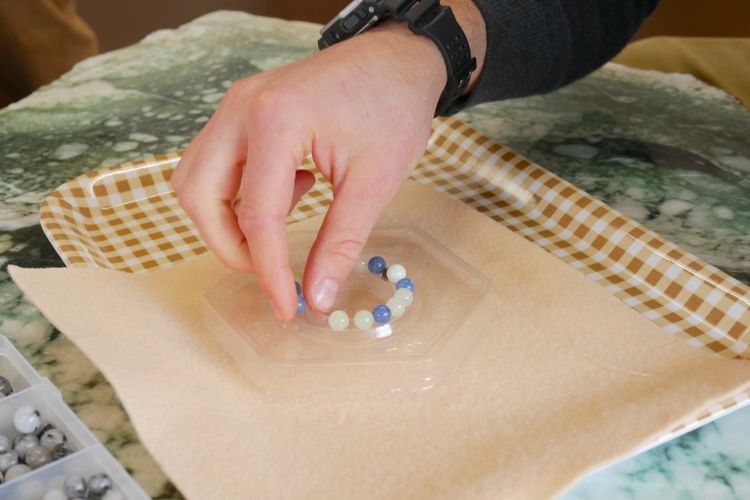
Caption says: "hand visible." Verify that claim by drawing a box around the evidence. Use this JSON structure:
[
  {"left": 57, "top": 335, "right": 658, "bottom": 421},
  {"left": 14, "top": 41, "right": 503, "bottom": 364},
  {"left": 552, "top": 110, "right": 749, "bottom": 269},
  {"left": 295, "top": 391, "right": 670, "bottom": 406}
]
[{"left": 172, "top": 3, "right": 485, "bottom": 322}]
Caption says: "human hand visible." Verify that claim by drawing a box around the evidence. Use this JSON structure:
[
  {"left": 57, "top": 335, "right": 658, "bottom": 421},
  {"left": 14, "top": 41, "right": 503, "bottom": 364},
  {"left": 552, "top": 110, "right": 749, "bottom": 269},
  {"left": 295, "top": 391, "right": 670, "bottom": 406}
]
[{"left": 172, "top": 3, "right": 485, "bottom": 322}]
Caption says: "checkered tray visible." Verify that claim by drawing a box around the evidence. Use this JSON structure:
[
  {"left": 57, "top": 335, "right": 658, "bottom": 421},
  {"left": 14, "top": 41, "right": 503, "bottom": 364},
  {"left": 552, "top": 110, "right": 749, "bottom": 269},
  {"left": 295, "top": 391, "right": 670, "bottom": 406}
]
[{"left": 40, "top": 116, "right": 750, "bottom": 448}]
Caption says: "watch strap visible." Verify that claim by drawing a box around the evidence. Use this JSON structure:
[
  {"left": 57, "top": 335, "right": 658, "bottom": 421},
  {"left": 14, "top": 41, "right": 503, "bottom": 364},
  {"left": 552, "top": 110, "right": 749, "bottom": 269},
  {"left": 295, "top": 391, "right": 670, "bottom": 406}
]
[{"left": 394, "top": 1, "right": 476, "bottom": 115}]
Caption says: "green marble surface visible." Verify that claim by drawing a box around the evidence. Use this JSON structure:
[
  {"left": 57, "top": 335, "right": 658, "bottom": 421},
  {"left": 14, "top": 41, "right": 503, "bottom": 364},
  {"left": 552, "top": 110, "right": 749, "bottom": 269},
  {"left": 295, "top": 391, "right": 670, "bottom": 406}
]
[{"left": 0, "top": 11, "right": 748, "bottom": 499}]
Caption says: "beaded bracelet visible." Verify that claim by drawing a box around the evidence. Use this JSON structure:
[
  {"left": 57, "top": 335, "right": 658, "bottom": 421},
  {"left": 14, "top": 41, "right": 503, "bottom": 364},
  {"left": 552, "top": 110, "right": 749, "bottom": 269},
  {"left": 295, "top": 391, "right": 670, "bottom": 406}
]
[{"left": 295, "top": 256, "right": 416, "bottom": 331}]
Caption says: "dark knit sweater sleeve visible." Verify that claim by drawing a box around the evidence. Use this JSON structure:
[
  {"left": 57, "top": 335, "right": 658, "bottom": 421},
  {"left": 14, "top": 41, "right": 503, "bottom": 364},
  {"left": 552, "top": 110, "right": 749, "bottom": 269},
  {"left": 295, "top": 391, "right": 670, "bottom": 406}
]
[{"left": 449, "top": 0, "right": 659, "bottom": 112}]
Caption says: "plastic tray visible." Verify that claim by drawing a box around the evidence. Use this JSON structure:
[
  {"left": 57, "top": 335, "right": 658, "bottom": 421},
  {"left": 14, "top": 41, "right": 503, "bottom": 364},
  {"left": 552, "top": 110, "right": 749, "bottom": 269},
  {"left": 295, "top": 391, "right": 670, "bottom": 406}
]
[
  {"left": 38, "top": 116, "right": 750, "bottom": 455},
  {"left": 0, "top": 337, "right": 148, "bottom": 499}
]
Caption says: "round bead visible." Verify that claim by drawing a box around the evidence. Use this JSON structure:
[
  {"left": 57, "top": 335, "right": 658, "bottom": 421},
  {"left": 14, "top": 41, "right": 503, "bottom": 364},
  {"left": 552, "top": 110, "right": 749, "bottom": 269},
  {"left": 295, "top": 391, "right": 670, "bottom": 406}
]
[
  {"left": 394, "top": 288, "right": 414, "bottom": 307},
  {"left": 295, "top": 281, "right": 302, "bottom": 295},
  {"left": 0, "top": 376, "right": 13, "bottom": 397},
  {"left": 102, "top": 489, "right": 124, "bottom": 500},
  {"left": 354, "top": 258, "right": 368, "bottom": 273},
  {"left": 13, "top": 406, "right": 42, "bottom": 434},
  {"left": 88, "top": 473, "right": 114, "bottom": 496},
  {"left": 353, "top": 310, "right": 374, "bottom": 330},
  {"left": 0, "top": 434, "right": 11, "bottom": 454},
  {"left": 295, "top": 295, "right": 307, "bottom": 314},
  {"left": 0, "top": 451, "right": 18, "bottom": 472},
  {"left": 385, "top": 264, "right": 406, "bottom": 283},
  {"left": 40, "top": 428, "right": 67, "bottom": 451},
  {"left": 386, "top": 298, "right": 407, "bottom": 319},
  {"left": 395, "top": 277, "right": 415, "bottom": 293},
  {"left": 367, "top": 256, "right": 386, "bottom": 274},
  {"left": 4, "top": 463, "right": 30, "bottom": 481},
  {"left": 372, "top": 304, "right": 391, "bottom": 324},
  {"left": 328, "top": 310, "right": 349, "bottom": 331},
  {"left": 13, "top": 434, "right": 39, "bottom": 460},
  {"left": 24, "top": 445, "right": 51, "bottom": 469},
  {"left": 43, "top": 490, "right": 68, "bottom": 500},
  {"left": 63, "top": 476, "right": 87, "bottom": 498}
]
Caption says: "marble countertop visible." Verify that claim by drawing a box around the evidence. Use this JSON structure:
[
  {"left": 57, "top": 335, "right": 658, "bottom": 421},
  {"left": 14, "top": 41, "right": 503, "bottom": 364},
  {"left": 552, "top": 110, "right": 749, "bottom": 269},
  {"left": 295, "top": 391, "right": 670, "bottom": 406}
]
[{"left": 1, "top": 11, "right": 749, "bottom": 499}]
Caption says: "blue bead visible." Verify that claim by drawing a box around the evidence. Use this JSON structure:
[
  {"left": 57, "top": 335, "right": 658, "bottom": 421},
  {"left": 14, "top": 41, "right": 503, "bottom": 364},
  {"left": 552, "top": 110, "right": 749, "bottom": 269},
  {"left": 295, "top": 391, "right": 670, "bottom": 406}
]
[
  {"left": 368, "top": 256, "right": 386, "bottom": 274},
  {"left": 396, "top": 278, "right": 415, "bottom": 293},
  {"left": 295, "top": 281, "right": 302, "bottom": 296},
  {"left": 372, "top": 304, "right": 391, "bottom": 324},
  {"left": 296, "top": 295, "right": 307, "bottom": 314}
]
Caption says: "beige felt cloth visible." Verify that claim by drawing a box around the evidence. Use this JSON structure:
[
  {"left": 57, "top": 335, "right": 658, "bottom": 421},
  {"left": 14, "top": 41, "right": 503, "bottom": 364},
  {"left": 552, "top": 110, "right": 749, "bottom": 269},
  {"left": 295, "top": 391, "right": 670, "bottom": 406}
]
[{"left": 10, "top": 182, "right": 750, "bottom": 499}]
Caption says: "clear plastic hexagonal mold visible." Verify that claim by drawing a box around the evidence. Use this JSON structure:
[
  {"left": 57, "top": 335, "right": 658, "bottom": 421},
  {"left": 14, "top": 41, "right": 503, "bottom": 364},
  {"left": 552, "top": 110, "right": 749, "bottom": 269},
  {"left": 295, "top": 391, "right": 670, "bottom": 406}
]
[{"left": 203, "top": 225, "right": 492, "bottom": 395}]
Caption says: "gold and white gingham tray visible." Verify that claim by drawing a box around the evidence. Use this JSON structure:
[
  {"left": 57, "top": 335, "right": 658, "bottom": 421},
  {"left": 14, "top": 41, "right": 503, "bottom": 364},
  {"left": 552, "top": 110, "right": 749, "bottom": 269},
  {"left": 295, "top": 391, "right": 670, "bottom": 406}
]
[{"left": 40, "top": 116, "right": 750, "bottom": 446}]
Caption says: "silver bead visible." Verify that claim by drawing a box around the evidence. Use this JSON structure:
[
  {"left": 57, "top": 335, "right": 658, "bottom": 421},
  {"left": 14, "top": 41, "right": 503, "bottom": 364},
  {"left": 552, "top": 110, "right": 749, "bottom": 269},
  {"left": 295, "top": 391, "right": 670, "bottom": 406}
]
[
  {"left": 13, "top": 406, "right": 42, "bottom": 434},
  {"left": 63, "top": 475, "right": 87, "bottom": 498},
  {"left": 24, "top": 445, "right": 51, "bottom": 469},
  {"left": 4, "top": 463, "right": 30, "bottom": 481},
  {"left": 0, "top": 434, "right": 11, "bottom": 454},
  {"left": 13, "top": 433, "right": 39, "bottom": 460},
  {"left": 0, "top": 451, "right": 19, "bottom": 472},
  {"left": 88, "top": 473, "right": 114, "bottom": 496},
  {"left": 0, "top": 376, "right": 13, "bottom": 396},
  {"left": 40, "top": 427, "right": 67, "bottom": 450}
]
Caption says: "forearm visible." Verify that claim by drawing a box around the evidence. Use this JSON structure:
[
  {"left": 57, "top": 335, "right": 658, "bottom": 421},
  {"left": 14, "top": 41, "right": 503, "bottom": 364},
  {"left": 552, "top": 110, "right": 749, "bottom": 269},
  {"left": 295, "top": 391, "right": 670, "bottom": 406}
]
[{"left": 461, "top": 0, "right": 660, "bottom": 108}]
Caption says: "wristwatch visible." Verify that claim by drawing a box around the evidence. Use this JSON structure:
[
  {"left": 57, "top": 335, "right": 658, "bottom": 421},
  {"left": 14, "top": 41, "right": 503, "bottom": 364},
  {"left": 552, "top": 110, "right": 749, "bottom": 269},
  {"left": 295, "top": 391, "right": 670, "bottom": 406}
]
[{"left": 318, "top": 0, "right": 477, "bottom": 116}]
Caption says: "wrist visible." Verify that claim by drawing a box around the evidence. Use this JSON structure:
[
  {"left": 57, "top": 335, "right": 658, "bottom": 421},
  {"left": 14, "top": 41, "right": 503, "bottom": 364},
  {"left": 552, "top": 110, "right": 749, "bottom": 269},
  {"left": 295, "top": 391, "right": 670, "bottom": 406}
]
[{"left": 360, "top": 21, "right": 448, "bottom": 106}]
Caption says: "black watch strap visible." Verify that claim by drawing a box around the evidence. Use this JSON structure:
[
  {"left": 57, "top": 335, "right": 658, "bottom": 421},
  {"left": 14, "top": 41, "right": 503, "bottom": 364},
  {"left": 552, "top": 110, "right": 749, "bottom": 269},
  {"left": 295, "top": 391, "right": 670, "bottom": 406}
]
[
  {"left": 392, "top": 1, "right": 476, "bottom": 116},
  {"left": 318, "top": 0, "right": 476, "bottom": 116}
]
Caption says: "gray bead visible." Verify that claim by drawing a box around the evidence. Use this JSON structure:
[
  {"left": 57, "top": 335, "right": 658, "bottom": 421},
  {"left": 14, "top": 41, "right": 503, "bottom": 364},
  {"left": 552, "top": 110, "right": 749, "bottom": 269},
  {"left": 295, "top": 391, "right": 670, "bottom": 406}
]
[
  {"left": 4, "top": 463, "right": 30, "bottom": 481},
  {"left": 0, "top": 434, "right": 11, "bottom": 454},
  {"left": 64, "top": 475, "right": 87, "bottom": 497},
  {"left": 13, "top": 433, "right": 39, "bottom": 460},
  {"left": 24, "top": 445, "right": 51, "bottom": 469},
  {"left": 87, "top": 473, "right": 114, "bottom": 496},
  {"left": 51, "top": 445, "right": 73, "bottom": 460},
  {"left": 0, "top": 376, "right": 13, "bottom": 396},
  {"left": 0, "top": 451, "right": 19, "bottom": 472},
  {"left": 40, "top": 427, "right": 67, "bottom": 450}
]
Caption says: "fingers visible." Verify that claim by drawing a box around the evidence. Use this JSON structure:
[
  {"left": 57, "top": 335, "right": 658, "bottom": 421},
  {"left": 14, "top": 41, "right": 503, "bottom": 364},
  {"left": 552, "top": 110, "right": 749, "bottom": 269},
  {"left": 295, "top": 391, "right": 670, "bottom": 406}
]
[
  {"left": 290, "top": 170, "right": 316, "bottom": 215},
  {"left": 171, "top": 99, "right": 257, "bottom": 273},
  {"left": 303, "top": 163, "right": 403, "bottom": 313},
  {"left": 235, "top": 113, "right": 309, "bottom": 322}
]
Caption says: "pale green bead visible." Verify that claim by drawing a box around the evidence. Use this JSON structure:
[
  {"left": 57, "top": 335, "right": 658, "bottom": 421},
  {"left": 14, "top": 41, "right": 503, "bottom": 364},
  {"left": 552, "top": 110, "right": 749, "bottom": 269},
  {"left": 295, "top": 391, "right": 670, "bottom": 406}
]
[
  {"left": 354, "top": 310, "right": 374, "bottom": 330},
  {"left": 394, "top": 288, "right": 413, "bottom": 307},
  {"left": 386, "top": 298, "right": 407, "bottom": 319},
  {"left": 354, "top": 258, "right": 368, "bottom": 273},
  {"left": 386, "top": 264, "right": 407, "bottom": 283},
  {"left": 328, "top": 310, "right": 349, "bottom": 331}
]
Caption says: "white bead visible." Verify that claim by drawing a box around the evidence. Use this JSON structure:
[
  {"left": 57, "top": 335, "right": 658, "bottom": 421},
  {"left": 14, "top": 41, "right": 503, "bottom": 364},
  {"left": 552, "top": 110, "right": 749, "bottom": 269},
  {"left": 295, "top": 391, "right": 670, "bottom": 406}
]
[
  {"left": 354, "top": 258, "right": 368, "bottom": 273},
  {"left": 386, "top": 298, "right": 407, "bottom": 319},
  {"left": 5, "top": 463, "right": 30, "bottom": 481},
  {"left": 394, "top": 288, "right": 413, "bottom": 307},
  {"left": 43, "top": 491, "right": 68, "bottom": 500},
  {"left": 102, "top": 490, "right": 125, "bottom": 500},
  {"left": 386, "top": 264, "right": 407, "bottom": 283},
  {"left": 353, "top": 310, "right": 374, "bottom": 330},
  {"left": 13, "top": 406, "right": 42, "bottom": 434},
  {"left": 328, "top": 310, "right": 349, "bottom": 331}
]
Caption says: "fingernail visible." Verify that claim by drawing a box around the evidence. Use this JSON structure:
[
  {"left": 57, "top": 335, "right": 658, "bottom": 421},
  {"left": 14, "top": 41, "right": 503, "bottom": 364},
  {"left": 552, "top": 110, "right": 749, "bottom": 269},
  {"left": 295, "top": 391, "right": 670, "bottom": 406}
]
[{"left": 313, "top": 279, "right": 338, "bottom": 311}]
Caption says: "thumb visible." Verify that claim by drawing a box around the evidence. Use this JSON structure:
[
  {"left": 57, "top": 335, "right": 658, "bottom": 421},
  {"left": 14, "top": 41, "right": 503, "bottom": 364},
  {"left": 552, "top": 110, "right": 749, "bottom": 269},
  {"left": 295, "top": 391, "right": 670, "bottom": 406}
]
[{"left": 302, "top": 168, "right": 402, "bottom": 313}]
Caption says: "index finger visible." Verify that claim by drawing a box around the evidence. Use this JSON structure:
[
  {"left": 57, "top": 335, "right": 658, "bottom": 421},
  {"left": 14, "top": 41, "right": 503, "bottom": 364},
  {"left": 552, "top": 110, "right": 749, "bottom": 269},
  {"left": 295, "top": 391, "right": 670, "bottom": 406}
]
[{"left": 235, "top": 119, "right": 309, "bottom": 322}]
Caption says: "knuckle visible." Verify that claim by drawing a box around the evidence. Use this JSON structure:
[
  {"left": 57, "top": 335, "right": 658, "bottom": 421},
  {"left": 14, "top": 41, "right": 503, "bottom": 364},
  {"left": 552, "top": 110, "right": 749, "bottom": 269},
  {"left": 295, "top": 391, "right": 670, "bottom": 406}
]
[
  {"left": 247, "top": 88, "right": 290, "bottom": 129},
  {"left": 236, "top": 205, "right": 281, "bottom": 236},
  {"left": 325, "top": 235, "right": 365, "bottom": 266}
]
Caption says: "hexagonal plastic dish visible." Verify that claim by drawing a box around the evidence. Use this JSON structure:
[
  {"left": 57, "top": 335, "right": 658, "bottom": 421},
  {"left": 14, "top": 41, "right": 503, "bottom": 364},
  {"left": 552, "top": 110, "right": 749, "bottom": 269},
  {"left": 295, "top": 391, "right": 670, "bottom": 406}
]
[{"left": 203, "top": 225, "right": 492, "bottom": 395}]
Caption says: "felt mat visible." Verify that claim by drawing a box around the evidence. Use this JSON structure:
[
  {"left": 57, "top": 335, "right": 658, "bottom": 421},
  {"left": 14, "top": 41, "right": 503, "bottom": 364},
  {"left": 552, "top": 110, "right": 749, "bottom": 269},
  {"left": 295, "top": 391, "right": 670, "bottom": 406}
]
[{"left": 11, "top": 182, "right": 750, "bottom": 499}]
